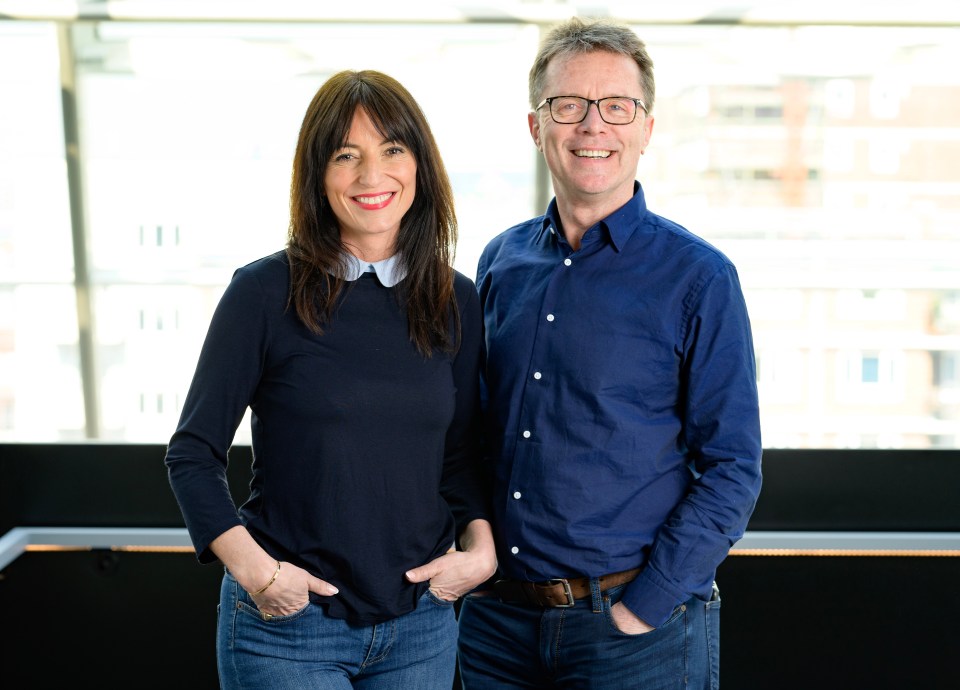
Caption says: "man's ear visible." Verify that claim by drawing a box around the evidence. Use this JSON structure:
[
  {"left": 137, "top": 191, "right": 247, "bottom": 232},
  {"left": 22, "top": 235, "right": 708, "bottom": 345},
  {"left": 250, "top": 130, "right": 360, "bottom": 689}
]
[
  {"left": 528, "top": 111, "right": 541, "bottom": 151},
  {"left": 642, "top": 115, "right": 655, "bottom": 152}
]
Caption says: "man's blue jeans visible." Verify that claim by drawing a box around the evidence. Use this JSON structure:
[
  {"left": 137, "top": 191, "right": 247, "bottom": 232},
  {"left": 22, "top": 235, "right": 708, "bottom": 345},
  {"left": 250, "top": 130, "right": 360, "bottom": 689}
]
[
  {"left": 216, "top": 570, "right": 458, "bottom": 689},
  {"left": 457, "top": 581, "right": 720, "bottom": 689}
]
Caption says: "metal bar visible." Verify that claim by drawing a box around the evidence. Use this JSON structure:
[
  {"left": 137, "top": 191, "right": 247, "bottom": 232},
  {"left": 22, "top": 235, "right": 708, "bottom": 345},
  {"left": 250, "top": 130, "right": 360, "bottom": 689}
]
[
  {"left": 58, "top": 21, "right": 99, "bottom": 438},
  {"left": 4, "top": 527, "right": 960, "bottom": 573}
]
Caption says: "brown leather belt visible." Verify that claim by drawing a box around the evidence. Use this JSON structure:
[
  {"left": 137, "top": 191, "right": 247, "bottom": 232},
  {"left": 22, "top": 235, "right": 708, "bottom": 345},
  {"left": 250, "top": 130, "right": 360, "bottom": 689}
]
[{"left": 492, "top": 568, "right": 641, "bottom": 608}]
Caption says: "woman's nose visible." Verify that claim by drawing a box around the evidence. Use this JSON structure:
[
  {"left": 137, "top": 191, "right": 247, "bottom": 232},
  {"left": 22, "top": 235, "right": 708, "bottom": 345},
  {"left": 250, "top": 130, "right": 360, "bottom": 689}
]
[{"left": 358, "top": 158, "right": 384, "bottom": 185}]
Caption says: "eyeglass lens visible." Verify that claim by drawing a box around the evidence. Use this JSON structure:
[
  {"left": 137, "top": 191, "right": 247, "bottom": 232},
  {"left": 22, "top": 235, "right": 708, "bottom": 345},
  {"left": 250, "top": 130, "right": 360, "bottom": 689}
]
[{"left": 550, "top": 97, "right": 638, "bottom": 124}]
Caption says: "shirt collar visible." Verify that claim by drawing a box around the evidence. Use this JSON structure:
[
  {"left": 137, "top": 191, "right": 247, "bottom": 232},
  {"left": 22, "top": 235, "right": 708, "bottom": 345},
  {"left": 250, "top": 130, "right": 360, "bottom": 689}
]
[
  {"left": 343, "top": 252, "right": 406, "bottom": 287},
  {"left": 536, "top": 181, "right": 647, "bottom": 252}
]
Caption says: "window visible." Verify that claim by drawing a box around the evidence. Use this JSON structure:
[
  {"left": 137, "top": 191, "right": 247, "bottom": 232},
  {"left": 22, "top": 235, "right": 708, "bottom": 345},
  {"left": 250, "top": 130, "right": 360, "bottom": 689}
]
[
  {"left": 824, "top": 79, "right": 856, "bottom": 119},
  {"left": 2, "top": 11, "right": 958, "bottom": 449},
  {"left": 837, "top": 349, "right": 903, "bottom": 403}
]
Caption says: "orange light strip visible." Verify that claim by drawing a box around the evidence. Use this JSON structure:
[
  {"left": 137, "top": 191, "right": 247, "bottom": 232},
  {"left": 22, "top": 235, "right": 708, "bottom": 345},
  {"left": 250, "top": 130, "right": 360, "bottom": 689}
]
[
  {"left": 24, "top": 544, "right": 195, "bottom": 554},
  {"left": 6, "top": 529, "right": 960, "bottom": 569},
  {"left": 0, "top": 527, "right": 198, "bottom": 570},
  {"left": 32, "top": 544, "right": 958, "bottom": 557}
]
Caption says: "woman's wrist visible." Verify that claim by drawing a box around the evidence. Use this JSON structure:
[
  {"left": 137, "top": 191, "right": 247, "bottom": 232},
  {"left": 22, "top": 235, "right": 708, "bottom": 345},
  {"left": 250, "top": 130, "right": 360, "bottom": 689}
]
[{"left": 249, "top": 560, "right": 281, "bottom": 595}]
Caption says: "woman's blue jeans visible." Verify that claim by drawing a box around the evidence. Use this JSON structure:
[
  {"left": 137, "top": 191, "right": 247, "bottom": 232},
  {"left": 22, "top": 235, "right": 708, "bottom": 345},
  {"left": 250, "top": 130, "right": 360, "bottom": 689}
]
[
  {"left": 457, "top": 581, "right": 720, "bottom": 689},
  {"left": 216, "top": 570, "right": 458, "bottom": 689}
]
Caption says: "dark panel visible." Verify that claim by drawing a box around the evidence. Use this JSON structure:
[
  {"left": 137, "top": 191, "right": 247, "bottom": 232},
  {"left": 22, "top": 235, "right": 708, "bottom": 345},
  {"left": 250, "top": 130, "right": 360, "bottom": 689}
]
[
  {"left": 716, "top": 554, "right": 960, "bottom": 689},
  {"left": 4, "top": 444, "right": 960, "bottom": 532},
  {"left": 746, "top": 449, "right": 960, "bottom": 531},
  {"left": 3, "top": 550, "right": 956, "bottom": 688},
  {"left": 0, "top": 442, "right": 254, "bottom": 532},
  {"left": 0, "top": 550, "right": 222, "bottom": 687}
]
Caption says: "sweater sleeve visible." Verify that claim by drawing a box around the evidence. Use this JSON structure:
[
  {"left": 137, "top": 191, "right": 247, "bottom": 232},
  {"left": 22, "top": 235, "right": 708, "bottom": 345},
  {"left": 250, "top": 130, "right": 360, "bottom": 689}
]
[
  {"left": 439, "top": 272, "right": 491, "bottom": 538},
  {"left": 164, "top": 262, "right": 274, "bottom": 563}
]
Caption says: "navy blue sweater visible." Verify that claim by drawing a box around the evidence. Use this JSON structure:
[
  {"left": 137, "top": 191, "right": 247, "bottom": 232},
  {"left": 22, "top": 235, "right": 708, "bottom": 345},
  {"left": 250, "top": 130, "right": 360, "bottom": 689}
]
[{"left": 165, "top": 250, "right": 488, "bottom": 623}]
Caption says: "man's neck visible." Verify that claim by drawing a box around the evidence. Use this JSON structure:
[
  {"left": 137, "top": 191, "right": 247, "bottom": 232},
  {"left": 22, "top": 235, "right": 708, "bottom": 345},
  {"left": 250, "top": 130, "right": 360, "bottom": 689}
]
[{"left": 555, "top": 192, "right": 630, "bottom": 251}]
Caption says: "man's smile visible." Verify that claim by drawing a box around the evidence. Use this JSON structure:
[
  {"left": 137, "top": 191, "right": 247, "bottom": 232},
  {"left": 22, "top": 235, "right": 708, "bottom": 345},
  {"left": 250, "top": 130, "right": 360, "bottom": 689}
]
[{"left": 573, "top": 149, "right": 612, "bottom": 158}]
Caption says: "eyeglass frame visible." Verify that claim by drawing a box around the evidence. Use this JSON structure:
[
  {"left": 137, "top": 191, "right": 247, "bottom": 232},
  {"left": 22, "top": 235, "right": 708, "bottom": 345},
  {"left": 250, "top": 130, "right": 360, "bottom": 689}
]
[{"left": 535, "top": 95, "right": 648, "bottom": 125}]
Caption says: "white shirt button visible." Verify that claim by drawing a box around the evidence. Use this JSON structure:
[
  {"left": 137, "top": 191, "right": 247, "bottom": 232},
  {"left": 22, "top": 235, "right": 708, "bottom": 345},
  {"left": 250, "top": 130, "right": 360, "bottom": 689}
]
[
  {"left": 510, "top": 546, "right": 519, "bottom": 554},
  {"left": 546, "top": 314, "right": 555, "bottom": 322},
  {"left": 513, "top": 491, "right": 522, "bottom": 499},
  {"left": 522, "top": 430, "right": 531, "bottom": 438},
  {"left": 564, "top": 258, "right": 572, "bottom": 266},
  {"left": 533, "top": 371, "right": 542, "bottom": 380}
]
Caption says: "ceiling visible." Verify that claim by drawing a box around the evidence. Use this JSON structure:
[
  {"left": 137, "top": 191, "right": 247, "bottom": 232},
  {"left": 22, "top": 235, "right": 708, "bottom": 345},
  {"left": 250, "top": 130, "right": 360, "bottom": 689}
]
[{"left": 2, "top": 0, "right": 959, "bottom": 27}]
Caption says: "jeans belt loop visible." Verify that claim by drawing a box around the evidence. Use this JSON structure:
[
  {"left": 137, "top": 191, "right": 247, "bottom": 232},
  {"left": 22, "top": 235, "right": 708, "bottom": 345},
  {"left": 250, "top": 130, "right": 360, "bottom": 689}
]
[{"left": 589, "top": 576, "right": 603, "bottom": 613}]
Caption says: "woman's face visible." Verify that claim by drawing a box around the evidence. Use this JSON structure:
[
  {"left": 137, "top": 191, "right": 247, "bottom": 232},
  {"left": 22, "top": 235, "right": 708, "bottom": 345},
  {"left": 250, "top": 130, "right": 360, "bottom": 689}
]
[{"left": 323, "top": 107, "right": 417, "bottom": 259}]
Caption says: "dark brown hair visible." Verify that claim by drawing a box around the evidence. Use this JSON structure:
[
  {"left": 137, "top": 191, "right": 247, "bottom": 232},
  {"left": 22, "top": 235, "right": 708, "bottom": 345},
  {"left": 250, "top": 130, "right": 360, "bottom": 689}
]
[{"left": 286, "top": 69, "right": 459, "bottom": 356}]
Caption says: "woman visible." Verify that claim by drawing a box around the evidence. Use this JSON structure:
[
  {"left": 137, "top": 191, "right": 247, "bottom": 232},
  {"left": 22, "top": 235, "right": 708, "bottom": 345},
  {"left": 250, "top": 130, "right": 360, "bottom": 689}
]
[{"left": 165, "top": 70, "right": 496, "bottom": 689}]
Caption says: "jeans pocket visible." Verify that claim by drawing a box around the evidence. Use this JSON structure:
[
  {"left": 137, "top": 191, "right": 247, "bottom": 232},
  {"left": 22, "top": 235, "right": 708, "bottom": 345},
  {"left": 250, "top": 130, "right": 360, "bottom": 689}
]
[
  {"left": 706, "top": 581, "right": 721, "bottom": 610},
  {"left": 602, "top": 593, "right": 685, "bottom": 638},
  {"left": 227, "top": 571, "right": 311, "bottom": 623},
  {"left": 236, "top": 597, "right": 311, "bottom": 623}
]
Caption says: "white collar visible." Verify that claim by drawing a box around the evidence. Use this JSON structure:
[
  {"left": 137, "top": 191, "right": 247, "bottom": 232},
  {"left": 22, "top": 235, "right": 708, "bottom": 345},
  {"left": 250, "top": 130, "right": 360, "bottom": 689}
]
[{"left": 343, "top": 253, "right": 406, "bottom": 287}]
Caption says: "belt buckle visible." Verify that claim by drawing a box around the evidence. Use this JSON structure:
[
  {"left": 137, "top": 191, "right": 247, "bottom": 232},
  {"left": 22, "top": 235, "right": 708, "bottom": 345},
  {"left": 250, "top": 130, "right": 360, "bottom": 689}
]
[{"left": 544, "top": 579, "right": 576, "bottom": 607}]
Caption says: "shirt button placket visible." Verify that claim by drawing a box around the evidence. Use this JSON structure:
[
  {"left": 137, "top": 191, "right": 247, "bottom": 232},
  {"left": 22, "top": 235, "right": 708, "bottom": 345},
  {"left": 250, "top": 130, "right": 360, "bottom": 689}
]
[
  {"left": 531, "top": 307, "right": 554, "bottom": 439},
  {"left": 515, "top": 261, "right": 563, "bottom": 562}
]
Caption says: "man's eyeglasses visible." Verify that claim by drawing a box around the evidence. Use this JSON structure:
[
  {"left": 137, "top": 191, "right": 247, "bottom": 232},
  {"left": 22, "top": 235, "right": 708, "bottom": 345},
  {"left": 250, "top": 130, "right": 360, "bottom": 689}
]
[{"left": 536, "top": 96, "right": 648, "bottom": 125}]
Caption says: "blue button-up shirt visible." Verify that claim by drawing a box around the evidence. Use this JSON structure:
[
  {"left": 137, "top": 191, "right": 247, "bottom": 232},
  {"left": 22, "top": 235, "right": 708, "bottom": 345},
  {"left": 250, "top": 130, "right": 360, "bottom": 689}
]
[{"left": 476, "top": 182, "right": 762, "bottom": 626}]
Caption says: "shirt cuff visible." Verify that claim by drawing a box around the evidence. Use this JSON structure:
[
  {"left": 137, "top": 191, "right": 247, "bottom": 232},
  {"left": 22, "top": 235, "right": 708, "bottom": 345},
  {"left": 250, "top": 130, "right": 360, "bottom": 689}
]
[{"left": 619, "top": 567, "right": 686, "bottom": 628}]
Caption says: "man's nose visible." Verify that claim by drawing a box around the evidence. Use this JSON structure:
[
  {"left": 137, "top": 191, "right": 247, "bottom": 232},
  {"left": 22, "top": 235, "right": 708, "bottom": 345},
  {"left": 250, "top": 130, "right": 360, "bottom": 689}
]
[{"left": 579, "top": 101, "right": 607, "bottom": 129}]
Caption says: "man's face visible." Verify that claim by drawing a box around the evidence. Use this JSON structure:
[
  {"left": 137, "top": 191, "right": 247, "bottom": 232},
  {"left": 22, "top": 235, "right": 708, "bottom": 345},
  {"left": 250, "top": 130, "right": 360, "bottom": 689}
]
[{"left": 529, "top": 50, "right": 654, "bottom": 214}]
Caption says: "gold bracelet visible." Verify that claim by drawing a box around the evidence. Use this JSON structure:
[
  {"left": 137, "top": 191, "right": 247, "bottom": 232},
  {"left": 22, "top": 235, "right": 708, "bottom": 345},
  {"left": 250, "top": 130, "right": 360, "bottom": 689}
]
[{"left": 251, "top": 560, "right": 281, "bottom": 595}]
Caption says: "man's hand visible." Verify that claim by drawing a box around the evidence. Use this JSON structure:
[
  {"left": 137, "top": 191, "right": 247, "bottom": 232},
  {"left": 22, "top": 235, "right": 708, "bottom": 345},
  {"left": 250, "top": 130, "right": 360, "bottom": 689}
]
[{"left": 610, "top": 601, "right": 655, "bottom": 634}]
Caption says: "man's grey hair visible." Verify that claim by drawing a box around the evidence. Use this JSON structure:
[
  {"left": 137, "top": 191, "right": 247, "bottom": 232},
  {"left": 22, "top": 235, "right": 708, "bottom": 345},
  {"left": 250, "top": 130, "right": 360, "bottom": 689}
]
[{"left": 528, "top": 16, "right": 655, "bottom": 113}]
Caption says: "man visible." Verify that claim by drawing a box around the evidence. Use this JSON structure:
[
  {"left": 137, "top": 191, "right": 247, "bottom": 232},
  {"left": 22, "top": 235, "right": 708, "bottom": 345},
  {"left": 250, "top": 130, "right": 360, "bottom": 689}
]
[{"left": 457, "top": 16, "right": 763, "bottom": 689}]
